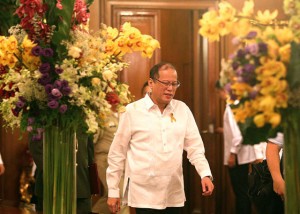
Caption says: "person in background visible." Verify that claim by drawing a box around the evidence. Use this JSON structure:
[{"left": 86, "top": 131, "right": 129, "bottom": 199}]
[
  {"left": 141, "top": 81, "right": 151, "bottom": 97},
  {"left": 215, "top": 80, "right": 258, "bottom": 214},
  {"left": 265, "top": 132, "right": 284, "bottom": 213},
  {"left": 92, "top": 100, "right": 130, "bottom": 214},
  {"left": 107, "top": 62, "right": 214, "bottom": 214},
  {"left": 29, "top": 126, "right": 94, "bottom": 214},
  {"left": 0, "top": 152, "right": 5, "bottom": 175}
]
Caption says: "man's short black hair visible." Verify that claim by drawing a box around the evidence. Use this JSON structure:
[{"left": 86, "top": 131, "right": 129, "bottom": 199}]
[{"left": 149, "top": 62, "right": 176, "bottom": 79}]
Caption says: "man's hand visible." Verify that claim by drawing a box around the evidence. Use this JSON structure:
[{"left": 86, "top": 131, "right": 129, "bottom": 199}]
[
  {"left": 201, "top": 176, "right": 214, "bottom": 196},
  {"left": 107, "top": 197, "right": 121, "bottom": 213},
  {"left": 227, "top": 153, "right": 236, "bottom": 168},
  {"left": 0, "top": 164, "right": 5, "bottom": 175}
]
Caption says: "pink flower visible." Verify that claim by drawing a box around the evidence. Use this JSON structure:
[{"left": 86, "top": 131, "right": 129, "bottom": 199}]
[{"left": 56, "top": 0, "right": 63, "bottom": 10}]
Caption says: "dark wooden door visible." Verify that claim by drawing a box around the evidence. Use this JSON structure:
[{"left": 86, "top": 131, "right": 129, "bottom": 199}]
[{"left": 99, "top": 2, "right": 234, "bottom": 213}]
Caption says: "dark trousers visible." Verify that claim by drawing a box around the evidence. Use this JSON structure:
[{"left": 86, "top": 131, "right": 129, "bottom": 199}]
[
  {"left": 228, "top": 163, "right": 252, "bottom": 214},
  {"left": 36, "top": 196, "right": 91, "bottom": 214},
  {"left": 135, "top": 207, "right": 182, "bottom": 214},
  {"left": 253, "top": 191, "right": 284, "bottom": 214}
]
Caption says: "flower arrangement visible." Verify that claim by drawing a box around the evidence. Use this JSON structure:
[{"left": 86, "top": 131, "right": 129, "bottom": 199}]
[
  {"left": 199, "top": 1, "right": 300, "bottom": 212},
  {"left": 0, "top": 0, "right": 160, "bottom": 140},
  {"left": 199, "top": 0, "right": 299, "bottom": 144}
]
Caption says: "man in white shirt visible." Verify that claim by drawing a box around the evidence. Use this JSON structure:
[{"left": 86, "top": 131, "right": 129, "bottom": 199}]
[
  {"left": 0, "top": 152, "right": 5, "bottom": 175},
  {"left": 107, "top": 62, "right": 214, "bottom": 214},
  {"left": 215, "top": 81, "right": 258, "bottom": 214}
]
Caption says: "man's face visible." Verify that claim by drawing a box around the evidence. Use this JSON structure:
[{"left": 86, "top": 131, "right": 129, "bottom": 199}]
[{"left": 149, "top": 68, "right": 179, "bottom": 108}]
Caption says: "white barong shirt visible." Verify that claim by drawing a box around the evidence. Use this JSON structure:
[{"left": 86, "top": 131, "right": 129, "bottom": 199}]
[{"left": 107, "top": 94, "right": 212, "bottom": 209}]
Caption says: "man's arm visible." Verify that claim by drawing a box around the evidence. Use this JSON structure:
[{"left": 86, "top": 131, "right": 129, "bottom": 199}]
[
  {"left": 0, "top": 153, "right": 5, "bottom": 175},
  {"left": 266, "top": 141, "right": 285, "bottom": 198}
]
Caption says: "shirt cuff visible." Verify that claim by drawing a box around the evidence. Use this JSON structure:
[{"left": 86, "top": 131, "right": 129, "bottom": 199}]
[{"left": 108, "top": 189, "right": 120, "bottom": 198}]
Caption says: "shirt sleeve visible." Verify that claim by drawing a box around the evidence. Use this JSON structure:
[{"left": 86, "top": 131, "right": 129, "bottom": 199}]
[
  {"left": 183, "top": 106, "right": 212, "bottom": 179},
  {"left": 106, "top": 110, "right": 131, "bottom": 198},
  {"left": 268, "top": 132, "right": 284, "bottom": 148},
  {"left": 0, "top": 153, "right": 3, "bottom": 164},
  {"left": 226, "top": 106, "right": 243, "bottom": 154}
]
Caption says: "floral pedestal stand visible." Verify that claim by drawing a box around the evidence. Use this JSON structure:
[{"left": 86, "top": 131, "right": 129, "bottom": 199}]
[
  {"left": 43, "top": 125, "right": 76, "bottom": 214},
  {"left": 283, "top": 108, "right": 300, "bottom": 214}
]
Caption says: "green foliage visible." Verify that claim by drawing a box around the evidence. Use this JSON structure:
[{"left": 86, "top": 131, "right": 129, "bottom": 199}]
[
  {"left": 238, "top": 117, "right": 280, "bottom": 145},
  {"left": 0, "top": 0, "right": 20, "bottom": 36},
  {"left": 45, "top": 0, "right": 76, "bottom": 61},
  {"left": 287, "top": 42, "right": 300, "bottom": 89}
]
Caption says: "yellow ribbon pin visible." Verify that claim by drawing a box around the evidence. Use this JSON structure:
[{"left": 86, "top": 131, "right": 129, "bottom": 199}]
[{"left": 170, "top": 113, "right": 176, "bottom": 122}]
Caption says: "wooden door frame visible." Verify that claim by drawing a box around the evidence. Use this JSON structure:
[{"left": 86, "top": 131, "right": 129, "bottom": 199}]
[{"left": 100, "top": 0, "right": 218, "bottom": 127}]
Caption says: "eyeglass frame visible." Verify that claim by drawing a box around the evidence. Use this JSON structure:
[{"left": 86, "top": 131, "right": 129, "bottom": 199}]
[{"left": 152, "top": 77, "right": 181, "bottom": 88}]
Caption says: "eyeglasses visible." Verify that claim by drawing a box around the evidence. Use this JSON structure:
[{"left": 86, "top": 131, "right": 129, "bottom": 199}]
[{"left": 153, "top": 78, "right": 180, "bottom": 88}]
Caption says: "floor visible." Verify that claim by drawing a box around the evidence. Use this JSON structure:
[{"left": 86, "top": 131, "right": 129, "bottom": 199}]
[{"left": 0, "top": 205, "right": 37, "bottom": 214}]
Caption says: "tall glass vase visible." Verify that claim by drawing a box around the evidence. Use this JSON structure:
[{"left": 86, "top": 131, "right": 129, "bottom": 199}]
[
  {"left": 283, "top": 108, "right": 300, "bottom": 213},
  {"left": 43, "top": 125, "right": 77, "bottom": 214}
]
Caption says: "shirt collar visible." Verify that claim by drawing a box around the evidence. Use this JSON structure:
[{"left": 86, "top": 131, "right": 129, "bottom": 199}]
[{"left": 143, "top": 93, "right": 175, "bottom": 112}]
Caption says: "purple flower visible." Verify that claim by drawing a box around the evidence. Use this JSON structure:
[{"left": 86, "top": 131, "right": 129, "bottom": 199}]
[
  {"left": 232, "top": 61, "right": 239, "bottom": 70},
  {"left": 55, "top": 67, "right": 63, "bottom": 74},
  {"left": 237, "top": 49, "right": 246, "bottom": 58},
  {"left": 38, "top": 73, "right": 52, "bottom": 85},
  {"left": 31, "top": 46, "right": 43, "bottom": 56},
  {"left": 45, "top": 84, "right": 54, "bottom": 95},
  {"left": 243, "top": 64, "right": 255, "bottom": 73},
  {"left": 28, "top": 117, "right": 35, "bottom": 125},
  {"left": 39, "top": 62, "right": 51, "bottom": 73},
  {"left": 51, "top": 88, "right": 63, "bottom": 99},
  {"left": 236, "top": 67, "right": 243, "bottom": 76},
  {"left": 16, "top": 97, "right": 26, "bottom": 109},
  {"left": 47, "top": 99, "right": 59, "bottom": 109},
  {"left": 54, "top": 80, "right": 63, "bottom": 90},
  {"left": 31, "top": 128, "right": 44, "bottom": 142},
  {"left": 246, "top": 31, "right": 257, "bottom": 39},
  {"left": 59, "top": 104, "right": 68, "bottom": 113},
  {"left": 31, "top": 135, "right": 41, "bottom": 141},
  {"left": 61, "top": 80, "right": 69, "bottom": 87},
  {"left": 258, "top": 42, "right": 268, "bottom": 54},
  {"left": 16, "top": 100, "right": 25, "bottom": 108},
  {"left": 42, "top": 48, "right": 54, "bottom": 57},
  {"left": 245, "top": 43, "right": 259, "bottom": 55},
  {"left": 61, "top": 86, "right": 71, "bottom": 95}
]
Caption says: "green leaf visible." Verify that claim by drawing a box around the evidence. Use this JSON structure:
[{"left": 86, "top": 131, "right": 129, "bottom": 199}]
[
  {"left": 0, "top": 0, "right": 20, "bottom": 35},
  {"left": 86, "top": 0, "right": 95, "bottom": 7},
  {"left": 44, "top": 0, "right": 76, "bottom": 60},
  {"left": 238, "top": 117, "right": 279, "bottom": 145},
  {"left": 287, "top": 41, "right": 300, "bottom": 89}
]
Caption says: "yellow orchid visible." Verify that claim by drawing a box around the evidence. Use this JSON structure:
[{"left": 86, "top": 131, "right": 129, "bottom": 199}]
[
  {"left": 239, "top": 0, "right": 254, "bottom": 17},
  {"left": 258, "top": 95, "right": 276, "bottom": 112},
  {"left": 255, "top": 10, "right": 278, "bottom": 25},
  {"left": 279, "top": 43, "right": 291, "bottom": 63},
  {"left": 275, "top": 27, "right": 295, "bottom": 45},
  {"left": 199, "top": 10, "right": 222, "bottom": 41},
  {"left": 198, "top": 24, "right": 221, "bottom": 42},
  {"left": 253, "top": 113, "right": 265, "bottom": 127},
  {"left": 265, "top": 40, "right": 280, "bottom": 59},
  {"left": 218, "top": 1, "right": 236, "bottom": 21},
  {"left": 231, "top": 82, "right": 252, "bottom": 98},
  {"left": 259, "top": 76, "right": 280, "bottom": 95},
  {"left": 275, "top": 91, "right": 288, "bottom": 108},
  {"left": 106, "top": 26, "right": 119, "bottom": 40},
  {"left": 256, "top": 60, "right": 286, "bottom": 79},
  {"left": 266, "top": 112, "right": 281, "bottom": 128},
  {"left": 231, "top": 19, "right": 253, "bottom": 37}
]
